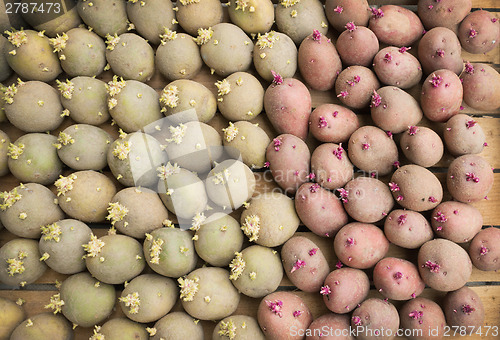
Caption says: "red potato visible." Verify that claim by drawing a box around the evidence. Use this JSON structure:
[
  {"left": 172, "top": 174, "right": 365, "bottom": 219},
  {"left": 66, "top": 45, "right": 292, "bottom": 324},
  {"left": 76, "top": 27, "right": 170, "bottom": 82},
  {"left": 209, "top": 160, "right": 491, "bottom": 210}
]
[
  {"left": 336, "top": 25, "right": 379, "bottom": 67},
  {"left": 306, "top": 313, "right": 354, "bottom": 340},
  {"left": 310, "top": 142, "right": 354, "bottom": 190},
  {"left": 325, "top": 0, "right": 371, "bottom": 32},
  {"left": 431, "top": 201, "right": 483, "bottom": 243},
  {"left": 400, "top": 126, "right": 444, "bottom": 167},
  {"left": 257, "top": 291, "right": 313, "bottom": 340},
  {"left": 335, "top": 66, "right": 380, "bottom": 109},
  {"left": 417, "top": 27, "right": 463, "bottom": 75},
  {"left": 266, "top": 134, "right": 310, "bottom": 195},
  {"left": 295, "top": 182, "right": 349, "bottom": 238},
  {"left": 443, "top": 286, "right": 485, "bottom": 328},
  {"left": 350, "top": 298, "right": 400, "bottom": 340},
  {"left": 461, "top": 62, "right": 500, "bottom": 111},
  {"left": 443, "top": 113, "right": 486, "bottom": 156},
  {"left": 333, "top": 222, "right": 389, "bottom": 269},
  {"left": 417, "top": 0, "right": 472, "bottom": 33},
  {"left": 421, "top": 69, "right": 463, "bottom": 122},
  {"left": 308, "top": 104, "right": 360, "bottom": 143},
  {"left": 281, "top": 236, "right": 330, "bottom": 293},
  {"left": 368, "top": 5, "right": 424, "bottom": 47},
  {"left": 372, "top": 46, "right": 422, "bottom": 89},
  {"left": 468, "top": 227, "right": 500, "bottom": 271},
  {"left": 298, "top": 30, "right": 342, "bottom": 91},
  {"left": 447, "top": 154, "right": 494, "bottom": 203},
  {"left": 399, "top": 297, "right": 446, "bottom": 340},
  {"left": 458, "top": 10, "right": 500, "bottom": 54},
  {"left": 264, "top": 76, "right": 311, "bottom": 140},
  {"left": 384, "top": 209, "right": 434, "bottom": 249},
  {"left": 373, "top": 257, "right": 425, "bottom": 301},
  {"left": 322, "top": 268, "right": 370, "bottom": 314}
]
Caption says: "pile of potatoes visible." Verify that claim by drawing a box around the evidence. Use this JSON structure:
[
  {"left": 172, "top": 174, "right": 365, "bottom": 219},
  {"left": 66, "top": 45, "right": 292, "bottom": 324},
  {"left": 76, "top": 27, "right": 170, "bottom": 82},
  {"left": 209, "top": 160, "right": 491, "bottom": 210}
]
[{"left": 0, "top": 0, "right": 499, "bottom": 339}]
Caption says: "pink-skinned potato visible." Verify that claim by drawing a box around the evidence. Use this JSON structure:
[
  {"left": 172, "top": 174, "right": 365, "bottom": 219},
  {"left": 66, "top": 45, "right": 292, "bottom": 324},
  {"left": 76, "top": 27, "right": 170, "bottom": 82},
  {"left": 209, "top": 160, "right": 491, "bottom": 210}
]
[
  {"left": 368, "top": 5, "right": 424, "bottom": 47},
  {"left": 400, "top": 126, "right": 444, "bottom": 168},
  {"left": 418, "top": 0, "right": 472, "bottom": 33},
  {"left": 308, "top": 104, "right": 360, "bottom": 143},
  {"left": 443, "top": 113, "right": 486, "bottom": 156},
  {"left": 372, "top": 46, "right": 422, "bottom": 89},
  {"left": 333, "top": 222, "right": 389, "bottom": 269},
  {"left": 431, "top": 201, "right": 483, "bottom": 243},
  {"left": 421, "top": 69, "right": 463, "bottom": 122},
  {"left": 468, "top": 227, "right": 500, "bottom": 271},
  {"left": 443, "top": 286, "right": 485, "bottom": 328},
  {"left": 335, "top": 66, "right": 380, "bottom": 109},
  {"left": 384, "top": 209, "right": 434, "bottom": 249},
  {"left": 461, "top": 62, "right": 500, "bottom": 111},
  {"left": 325, "top": 0, "right": 371, "bottom": 32},
  {"left": 264, "top": 76, "right": 311, "bottom": 140},
  {"left": 281, "top": 236, "right": 330, "bottom": 293},
  {"left": 306, "top": 313, "right": 354, "bottom": 340},
  {"left": 447, "top": 154, "right": 493, "bottom": 203},
  {"left": 417, "top": 27, "right": 463, "bottom": 75},
  {"left": 336, "top": 25, "right": 379, "bottom": 67},
  {"left": 399, "top": 297, "right": 446, "bottom": 340},
  {"left": 257, "top": 291, "right": 313, "bottom": 340},
  {"left": 266, "top": 134, "right": 310, "bottom": 195},
  {"left": 322, "top": 267, "right": 370, "bottom": 314},
  {"left": 298, "top": 30, "right": 342, "bottom": 91},
  {"left": 458, "top": 10, "right": 499, "bottom": 54},
  {"left": 351, "top": 298, "right": 400, "bottom": 340},
  {"left": 295, "top": 182, "right": 349, "bottom": 238},
  {"left": 310, "top": 143, "right": 354, "bottom": 190},
  {"left": 373, "top": 257, "right": 425, "bottom": 301}
]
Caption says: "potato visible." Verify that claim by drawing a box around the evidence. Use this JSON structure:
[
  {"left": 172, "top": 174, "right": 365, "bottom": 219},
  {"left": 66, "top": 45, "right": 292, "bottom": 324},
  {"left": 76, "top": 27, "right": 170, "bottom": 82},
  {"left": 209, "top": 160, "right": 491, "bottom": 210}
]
[
  {"left": 351, "top": 298, "right": 399, "bottom": 340},
  {"left": 443, "top": 114, "right": 486, "bottom": 156},
  {"left": 275, "top": 0, "right": 328, "bottom": 44},
  {"left": 266, "top": 133, "right": 310, "bottom": 195},
  {"left": 447, "top": 154, "right": 494, "bottom": 203},
  {"left": 99, "top": 318, "right": 148, "bottom": 340},
  {"left": 305, "top": 313, "right": 354, "bottom": 340},
  {"left": 0, "top": 238, "right": 47, "bottom": 287},
  {"left": 76, "top": 0, "right": 128, "bottom": 37},
  {"left": 181, "top": 267, "right": 240, "bottom": 320},
  {"left": 198, "top": 23, "right": 254, "bottom": 76},
  {"left": 227, "top": 0, "right": 274, "bottom": 35},
  {"left": 460, "top": 63, "right": 500, "bottom": 111},
  {"left": 348, "top": 125, "right": 399, "bottom": 176},
  {"left": 264, "top": 77, "right": 311, "bottom": 140},
  {"left": 431, "top": 201, "right": 483, "bottom": 243},
  {"left": 373, "top": 46, "right": 423, "bottom": 89},
  {"left": 342, "top": 176, "right": 394, "bottom": 223},
  {"left": 205, "top": 159, "right": 256, "bottom": 210},
  {"left": 373, "top": 257, "right": 425, "bottom": 301},
  {"left": 195, "top": 213, "right": 243, "bottom": 267},
  {"left": 240, "top": 192, "right": 300, "bottom": 247},
  {"left": 418, "top": 238, "right": 472, "bottom": 291},
  {"left": 443, "top": 286, "right": 485, "bottom": 328},
  {"left": 155, "top": 32, "right": 203, "bottom": 81},
  {"left": 10, "top": 313, "right": 72, "bottom": 340},
  {"left": 126, "top": 0, "right": 176, "bottom": 45},
  {"left": 153, "top": 312, "right": 203, "bottom": 340},
  {"left": 368, "top": 5, "right": 424, "bottom": 46},
  {"left": 0, "top": 296, "right": 25, "bottom": 340},
  {"left": 310, "top": 142, "right": 354, "bottom": 190},
  {"left": 468, "top": 227, "right": 500, "bottom": 271},
  {"left": 230, "top": 245, "right": 283, "bottom": 298},
  {"left": 335, "top": 66, "right": 380, "bottom": 109},
  {"left": 298, "top": 30, "right": 342, "bottom": 91},
  {"left": 370, "top": 86, "right": 423, "bottom": 134},
  {"left": 417, "top": 0, "right": 472, "bottom": 33},
  {"left": 400, "top": 126, "right": 444, "bottom": 167},
  {"left": 325, "top": 0, "right": 371, "bottom": 32},
  {"left": 384, "top": 209, "right": 434, "bottom": 249},
  {"left": 322, "top": 267, "right": 370, "bottom": 314},
  {"left": 333, "top": 222, "right": 389, "bottom": 269},
  {"left": 216, "top": 72, "right": 264, "bottom": 121},
  {"left": 176, "top": 0, "right": 223, "bottom": 36},
  {"left": 257, "top": 291, "right": 313, "bottom": 340},
  {"left": 0, "top": 130, "right": 10, "bottom": 177},
  {"left": 223, "top": 121, "right": 271, "bottom": 169},
  {"left": 336, "top": 25, "right": 379, "bottom": 67},
  {"left": 417, "top": 27, "right": 463, "bottom": 75},
  {"left": 213, "top": 315, "right": 265, "bottom": 340},
  {"left": 458, "top": 10, "right": 499, "bottom": 54},
  {"left": 295, "top": 182, "right": 349, "bottom": 238},
  {"left": 309, "top": 104, "right": 360, "bottom": 143},
  {"left": 399, "top": 297, "right": 446, "bottom": 340},
  {"left": 253, "top": 31, "right": 297, "bottom": 82},
  {"left": 281, "top": 236, "right": 330, "bottom": 293},
  {"left": 390, "top": 164, "right": 443, "bottom": 211},
  {"left": 421, "top": 69, "right": 463, "bottom": 122}
]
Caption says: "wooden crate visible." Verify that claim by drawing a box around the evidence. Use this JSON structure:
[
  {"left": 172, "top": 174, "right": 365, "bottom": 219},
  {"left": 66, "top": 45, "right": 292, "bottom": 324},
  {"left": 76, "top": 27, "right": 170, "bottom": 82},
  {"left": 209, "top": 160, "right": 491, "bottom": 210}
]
[{"left": 0, "top": 0, "right": 499, "bottom": 339}]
